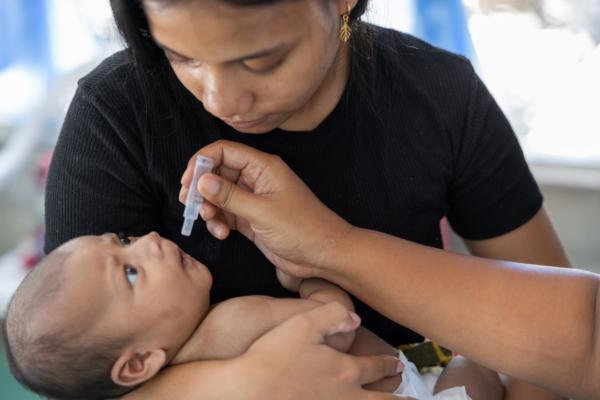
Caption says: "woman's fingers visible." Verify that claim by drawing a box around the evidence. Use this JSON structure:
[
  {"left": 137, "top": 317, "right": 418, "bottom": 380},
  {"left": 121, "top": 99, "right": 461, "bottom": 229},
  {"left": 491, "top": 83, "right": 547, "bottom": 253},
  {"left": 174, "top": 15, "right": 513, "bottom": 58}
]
[
  {"left": 198, "top": 173, "right": 265, "bottom": 222},
  {"left": 200, "top": 202, "right": 218, "bottom": 221},
  {"left": 197, "top": 139, "right": 274, "bottom": 177},
  {"left": 206, "top": 216, "right": 230, "bottom": 240},
  {"left": 217, "top": 166, "right": 242, "bottom": 229},
  {"left": 285, "top": 302, "right": 361, "bottom": 342},
  {"left": 354, "top": 355, "right": 404, "bottom": 385}
]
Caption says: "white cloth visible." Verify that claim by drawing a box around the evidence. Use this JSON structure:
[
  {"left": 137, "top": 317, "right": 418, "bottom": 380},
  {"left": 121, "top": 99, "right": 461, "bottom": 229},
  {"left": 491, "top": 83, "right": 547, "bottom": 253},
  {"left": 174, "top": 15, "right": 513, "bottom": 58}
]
[{"left": 394, "top": 352, "right": 471, "bottom": 400}]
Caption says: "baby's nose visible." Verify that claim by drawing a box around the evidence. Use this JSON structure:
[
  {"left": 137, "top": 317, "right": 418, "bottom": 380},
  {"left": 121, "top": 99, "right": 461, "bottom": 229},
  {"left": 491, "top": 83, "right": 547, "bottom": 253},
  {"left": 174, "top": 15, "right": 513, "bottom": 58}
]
[{"left": 140, "top": 231, "right": 163, "bottom": 256}]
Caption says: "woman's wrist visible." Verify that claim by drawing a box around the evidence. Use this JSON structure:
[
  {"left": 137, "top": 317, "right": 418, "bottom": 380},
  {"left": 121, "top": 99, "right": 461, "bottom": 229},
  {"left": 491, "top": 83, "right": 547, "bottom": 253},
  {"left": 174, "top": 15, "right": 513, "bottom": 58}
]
[{"left": 317, "top": 221, "right": 360, "bottom": 283}]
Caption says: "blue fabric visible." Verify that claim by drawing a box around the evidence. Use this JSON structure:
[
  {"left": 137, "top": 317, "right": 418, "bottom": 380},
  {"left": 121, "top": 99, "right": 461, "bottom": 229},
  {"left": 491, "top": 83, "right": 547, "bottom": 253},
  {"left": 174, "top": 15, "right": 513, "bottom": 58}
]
[
  {"left": 0, "top": 0, "right": 51, "bottom": 72},
  {"left": 414, "top": 0, "right": 477, "bottom": 62}
]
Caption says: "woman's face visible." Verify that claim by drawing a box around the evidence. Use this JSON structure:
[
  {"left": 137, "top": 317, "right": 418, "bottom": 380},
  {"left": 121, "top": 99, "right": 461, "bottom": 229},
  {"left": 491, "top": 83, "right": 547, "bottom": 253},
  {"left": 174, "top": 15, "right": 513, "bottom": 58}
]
[{"left": 144, "top": 0, "right": 351, "bottom": 133}]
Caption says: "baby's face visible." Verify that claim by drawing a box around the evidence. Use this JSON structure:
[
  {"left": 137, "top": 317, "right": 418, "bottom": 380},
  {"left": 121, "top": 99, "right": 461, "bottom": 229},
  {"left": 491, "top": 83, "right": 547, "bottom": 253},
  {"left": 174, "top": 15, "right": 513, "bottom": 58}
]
[{"left": 56, "top": 232, "right": 212, "bottom": 353}]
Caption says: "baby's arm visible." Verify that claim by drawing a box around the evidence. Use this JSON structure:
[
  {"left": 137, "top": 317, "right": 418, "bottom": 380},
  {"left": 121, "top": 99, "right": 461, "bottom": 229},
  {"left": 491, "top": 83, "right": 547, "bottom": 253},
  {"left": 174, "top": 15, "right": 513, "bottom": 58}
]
[
  {"left": 172, "top": 295, "right": 323, "bottom": 364},
  {"left": 174, "top": 279, "right": 355, "bottom": 364}
]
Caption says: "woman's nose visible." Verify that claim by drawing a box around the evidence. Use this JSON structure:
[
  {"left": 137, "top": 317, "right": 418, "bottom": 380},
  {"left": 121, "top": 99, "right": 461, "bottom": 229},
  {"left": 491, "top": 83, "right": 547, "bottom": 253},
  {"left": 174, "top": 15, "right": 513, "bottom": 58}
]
[{"left": 201, "top": 69, "right": 253, "bottom": 120}]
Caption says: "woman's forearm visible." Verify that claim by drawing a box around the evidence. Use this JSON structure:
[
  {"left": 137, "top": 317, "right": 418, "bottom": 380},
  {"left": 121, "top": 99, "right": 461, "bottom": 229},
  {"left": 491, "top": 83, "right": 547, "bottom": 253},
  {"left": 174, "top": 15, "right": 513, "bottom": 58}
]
[
  {"left": 124, "top": 359, "right": 239, "bottom": 400},
  {"left": 325, "top": 227, "right": 600, "bottom": 399}
]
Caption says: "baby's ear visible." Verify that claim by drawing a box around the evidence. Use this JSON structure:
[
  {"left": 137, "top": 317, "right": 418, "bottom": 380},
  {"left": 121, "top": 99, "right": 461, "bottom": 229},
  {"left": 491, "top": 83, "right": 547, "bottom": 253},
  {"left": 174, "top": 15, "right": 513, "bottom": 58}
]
[{"left": 111, "top": 349, "right": 167, "bottom": 387}]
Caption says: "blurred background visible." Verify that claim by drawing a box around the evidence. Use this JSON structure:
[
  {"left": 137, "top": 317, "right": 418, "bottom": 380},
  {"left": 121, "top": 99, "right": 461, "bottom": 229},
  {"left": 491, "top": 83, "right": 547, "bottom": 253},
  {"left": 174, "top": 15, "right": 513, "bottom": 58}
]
[{"left": 1, "top": 0, "right": 599, "bottom": 397}]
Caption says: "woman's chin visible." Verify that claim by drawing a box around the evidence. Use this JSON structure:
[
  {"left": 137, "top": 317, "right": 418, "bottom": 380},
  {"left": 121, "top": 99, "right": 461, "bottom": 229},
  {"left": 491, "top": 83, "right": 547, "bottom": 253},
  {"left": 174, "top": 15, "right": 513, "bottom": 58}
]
[
  {"left": 223, "top": 113, "right": 290, "bottom": 134},
  {"left": 224, "top": 115, "right": 271, "bottom": 132}
]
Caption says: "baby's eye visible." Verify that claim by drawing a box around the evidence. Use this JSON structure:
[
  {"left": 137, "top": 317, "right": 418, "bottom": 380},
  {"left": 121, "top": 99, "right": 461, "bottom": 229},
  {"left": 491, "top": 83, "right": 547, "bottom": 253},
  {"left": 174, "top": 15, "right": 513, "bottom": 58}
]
[{"left": 124, "top": 265, "right": 138, "bottom": 285}]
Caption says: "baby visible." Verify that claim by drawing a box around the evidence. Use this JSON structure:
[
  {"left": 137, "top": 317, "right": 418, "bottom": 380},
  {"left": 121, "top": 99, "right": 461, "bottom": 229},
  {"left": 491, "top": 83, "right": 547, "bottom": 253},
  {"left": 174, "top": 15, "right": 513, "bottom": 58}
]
[{"left": 1, "top": 232, "right": 500, "bottom": 399}]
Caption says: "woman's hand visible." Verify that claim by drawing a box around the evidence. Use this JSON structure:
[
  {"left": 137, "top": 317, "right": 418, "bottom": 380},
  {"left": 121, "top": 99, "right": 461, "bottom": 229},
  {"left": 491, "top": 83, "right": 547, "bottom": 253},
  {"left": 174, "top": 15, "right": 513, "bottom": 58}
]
[
  {"left": 234, "top": 302, "right": 403, "bottom": 400},
  {"left": 180, "top": 140, "right": 353, "bottom": 279}
]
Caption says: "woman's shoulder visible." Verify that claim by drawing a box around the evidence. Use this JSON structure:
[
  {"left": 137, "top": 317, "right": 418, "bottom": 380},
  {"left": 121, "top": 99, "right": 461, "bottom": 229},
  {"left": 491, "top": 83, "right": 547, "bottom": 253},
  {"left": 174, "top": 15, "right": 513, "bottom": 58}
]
[
  {"left": 77, "top": 50, "right": 138, "bottom": 93},
  {"left": 362, "top": 25, "right": 481, "bottom": 131},
  {"left": 75, "top": 50, "right": 169, "bottom": 107},
  {"left": 72, "top": 50, "right": 182, "bottom": 127},
  {"left": 368, "top": 24, "right": 476, "bottom": 87}
]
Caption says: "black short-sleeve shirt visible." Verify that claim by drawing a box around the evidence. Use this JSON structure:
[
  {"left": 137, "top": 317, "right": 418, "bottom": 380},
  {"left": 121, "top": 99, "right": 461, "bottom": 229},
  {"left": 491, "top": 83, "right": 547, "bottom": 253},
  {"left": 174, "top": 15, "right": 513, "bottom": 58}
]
[{"left": 45, "top": 26, "right": 542, "bottom": 346}]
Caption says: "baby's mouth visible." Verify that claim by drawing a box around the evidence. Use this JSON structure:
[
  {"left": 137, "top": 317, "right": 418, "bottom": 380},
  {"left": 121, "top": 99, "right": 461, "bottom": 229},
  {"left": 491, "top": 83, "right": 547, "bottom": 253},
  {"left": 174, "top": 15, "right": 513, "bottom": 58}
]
[
  {"left": 179, "top": 249, "right": 185, "bottom": 268},
  {"left": 179, "top": 249, "right": 193, "bottom": 270}
]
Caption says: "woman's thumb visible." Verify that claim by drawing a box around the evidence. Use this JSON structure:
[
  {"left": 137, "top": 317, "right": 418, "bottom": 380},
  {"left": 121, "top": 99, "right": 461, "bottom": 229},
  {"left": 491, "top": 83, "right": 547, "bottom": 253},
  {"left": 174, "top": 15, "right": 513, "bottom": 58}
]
[{"left": 198, "top": 173, "right": 261, "bottom": 221}]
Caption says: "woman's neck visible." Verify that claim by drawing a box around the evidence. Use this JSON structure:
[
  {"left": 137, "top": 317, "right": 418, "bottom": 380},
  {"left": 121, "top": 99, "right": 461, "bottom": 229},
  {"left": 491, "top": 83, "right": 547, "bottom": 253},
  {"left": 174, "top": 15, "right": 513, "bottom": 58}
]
[{"left": 278, "top": 44, "right": 350, "bottom": 132}]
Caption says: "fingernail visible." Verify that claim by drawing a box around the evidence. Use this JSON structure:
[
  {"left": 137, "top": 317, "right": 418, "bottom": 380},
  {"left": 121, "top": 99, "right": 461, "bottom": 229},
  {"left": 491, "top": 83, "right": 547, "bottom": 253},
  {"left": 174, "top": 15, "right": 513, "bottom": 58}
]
[
  {"left": 200, "top": 175, "right": 220, "bottom": 195},
  {"left": 396, "top": 358, "right": 405, "bottom": 374},
  {"left": 214, "top": 226, "right": 225, "bottom": 239},
  {"left": 349, "top": 312, "right": 361, "bottom": 325}
]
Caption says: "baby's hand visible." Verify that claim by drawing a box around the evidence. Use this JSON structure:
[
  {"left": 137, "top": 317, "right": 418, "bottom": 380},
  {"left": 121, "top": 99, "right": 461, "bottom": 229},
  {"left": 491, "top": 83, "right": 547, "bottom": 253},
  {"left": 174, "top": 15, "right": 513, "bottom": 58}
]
[{"left": 325, "top": 330, "right": 356, "bottom": 353}]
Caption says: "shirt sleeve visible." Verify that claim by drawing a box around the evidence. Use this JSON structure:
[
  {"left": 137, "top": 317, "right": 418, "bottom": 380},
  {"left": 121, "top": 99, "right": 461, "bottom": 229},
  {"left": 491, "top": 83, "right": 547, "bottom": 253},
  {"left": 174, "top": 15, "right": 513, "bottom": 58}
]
[
  {"left": 446, "top": 66, "right": 543, "bottom": 240},
  {"left": 44, "top": 79, "right": 160, "bottom": 253}
]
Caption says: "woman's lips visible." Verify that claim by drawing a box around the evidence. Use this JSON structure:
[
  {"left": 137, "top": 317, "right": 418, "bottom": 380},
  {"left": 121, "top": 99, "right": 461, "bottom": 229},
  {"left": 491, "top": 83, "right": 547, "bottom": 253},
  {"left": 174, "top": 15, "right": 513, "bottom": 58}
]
[{"left": 223, "top": 116, "right": 267, "bottom": 129}]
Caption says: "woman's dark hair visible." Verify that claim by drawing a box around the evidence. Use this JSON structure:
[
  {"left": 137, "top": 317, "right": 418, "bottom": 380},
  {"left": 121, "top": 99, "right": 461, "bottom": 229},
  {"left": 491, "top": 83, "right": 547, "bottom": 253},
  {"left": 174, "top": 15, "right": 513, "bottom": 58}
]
[{"left": 110, "top": 0, "right": 371, "bottom": 67}]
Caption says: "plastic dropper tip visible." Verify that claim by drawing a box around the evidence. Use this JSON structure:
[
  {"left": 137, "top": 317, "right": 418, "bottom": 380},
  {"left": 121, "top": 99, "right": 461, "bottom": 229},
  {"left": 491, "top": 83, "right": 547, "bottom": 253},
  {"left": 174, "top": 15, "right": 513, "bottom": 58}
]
[{"left": 181, "top": 218, "right": 194, "bottom": 236}]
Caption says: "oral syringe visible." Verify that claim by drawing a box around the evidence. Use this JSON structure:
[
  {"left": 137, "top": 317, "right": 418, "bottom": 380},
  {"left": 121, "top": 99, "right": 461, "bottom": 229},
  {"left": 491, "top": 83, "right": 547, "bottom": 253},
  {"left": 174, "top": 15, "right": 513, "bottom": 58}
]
[{"left": 181, "top": 155, "right": 215, "bottom": 236}]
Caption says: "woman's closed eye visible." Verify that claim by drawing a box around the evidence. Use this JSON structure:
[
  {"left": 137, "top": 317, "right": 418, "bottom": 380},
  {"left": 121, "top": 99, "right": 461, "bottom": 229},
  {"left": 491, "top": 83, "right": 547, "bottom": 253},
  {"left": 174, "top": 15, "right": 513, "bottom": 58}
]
[
  {"left": 124, "top": 265, "right": 138, "bottom": 286},
  {"left": 242, "top": 54, "right": 285, "bottom": 74}
]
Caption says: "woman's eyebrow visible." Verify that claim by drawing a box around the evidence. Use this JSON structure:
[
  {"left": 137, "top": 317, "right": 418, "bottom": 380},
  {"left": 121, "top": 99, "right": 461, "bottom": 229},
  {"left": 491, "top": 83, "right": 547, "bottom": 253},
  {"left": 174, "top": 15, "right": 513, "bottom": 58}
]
[
  {"left": 154, "top": 41, "right": 194, "bottom": 59},
  {"left": 154, "top": 40, "right": 288, "bottom": 63}
]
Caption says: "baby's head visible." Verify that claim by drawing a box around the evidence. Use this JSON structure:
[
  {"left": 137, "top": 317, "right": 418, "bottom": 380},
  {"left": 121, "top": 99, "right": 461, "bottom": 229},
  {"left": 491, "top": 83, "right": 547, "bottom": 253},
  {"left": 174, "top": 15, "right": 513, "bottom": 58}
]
[{"left": 1, "top": 232, "right": 212, "bottom": 399}]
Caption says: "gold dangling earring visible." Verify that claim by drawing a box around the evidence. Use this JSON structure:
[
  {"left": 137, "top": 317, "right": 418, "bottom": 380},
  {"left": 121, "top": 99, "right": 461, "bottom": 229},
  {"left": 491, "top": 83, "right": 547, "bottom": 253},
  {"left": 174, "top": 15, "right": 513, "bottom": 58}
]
[{"left": 339, "top": 2, "right": 352, "bottom": 43}]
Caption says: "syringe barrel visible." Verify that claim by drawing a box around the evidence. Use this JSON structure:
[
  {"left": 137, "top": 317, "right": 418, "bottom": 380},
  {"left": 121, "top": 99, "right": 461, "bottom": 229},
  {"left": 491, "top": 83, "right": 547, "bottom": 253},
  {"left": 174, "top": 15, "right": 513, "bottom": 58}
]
[{"left": 181, "top": 155, "right": 214, "bottom": 236}]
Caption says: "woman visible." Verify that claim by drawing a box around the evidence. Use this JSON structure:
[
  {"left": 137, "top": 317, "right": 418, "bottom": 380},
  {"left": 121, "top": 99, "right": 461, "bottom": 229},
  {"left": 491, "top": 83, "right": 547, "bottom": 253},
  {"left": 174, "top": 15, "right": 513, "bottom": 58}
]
[{"left": 45, "top": 0, "right": 568, "bottom": 398}]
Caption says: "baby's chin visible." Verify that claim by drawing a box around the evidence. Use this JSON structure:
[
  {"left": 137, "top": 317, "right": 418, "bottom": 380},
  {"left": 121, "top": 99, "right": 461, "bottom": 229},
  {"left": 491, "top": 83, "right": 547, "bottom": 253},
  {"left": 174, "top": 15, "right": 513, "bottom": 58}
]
[{"left": 184, "top": 251, "right": 213, "bottom": 287}]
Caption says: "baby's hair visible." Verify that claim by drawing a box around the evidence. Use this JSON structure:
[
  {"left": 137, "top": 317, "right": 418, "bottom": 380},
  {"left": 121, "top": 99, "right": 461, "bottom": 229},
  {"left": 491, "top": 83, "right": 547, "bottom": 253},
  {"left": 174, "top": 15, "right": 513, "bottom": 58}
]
[{"left": 2, "top": 249, "right": 133, "bottom": 399}]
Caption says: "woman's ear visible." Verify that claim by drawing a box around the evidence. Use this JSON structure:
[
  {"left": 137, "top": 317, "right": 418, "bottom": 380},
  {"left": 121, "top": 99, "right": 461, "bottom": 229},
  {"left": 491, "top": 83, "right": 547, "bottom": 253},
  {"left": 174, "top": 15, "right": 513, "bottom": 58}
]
[
  {"left": 111, "top": 349, "right": 167, "bottom": 387},
  {"left": 337, "top": 0, "right": 359, "bottom": 14}
]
